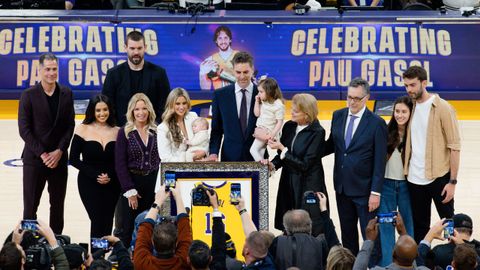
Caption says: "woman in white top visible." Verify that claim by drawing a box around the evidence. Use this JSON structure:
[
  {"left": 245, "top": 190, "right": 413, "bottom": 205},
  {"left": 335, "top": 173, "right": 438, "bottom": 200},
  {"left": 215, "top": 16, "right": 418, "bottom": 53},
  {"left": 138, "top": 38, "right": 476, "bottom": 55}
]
[
  {"left": 378, "top": 95, "right": 414, "bottom": 267},
  {"left": 157, "top": 87, "right": 207, "bottom": 162}
]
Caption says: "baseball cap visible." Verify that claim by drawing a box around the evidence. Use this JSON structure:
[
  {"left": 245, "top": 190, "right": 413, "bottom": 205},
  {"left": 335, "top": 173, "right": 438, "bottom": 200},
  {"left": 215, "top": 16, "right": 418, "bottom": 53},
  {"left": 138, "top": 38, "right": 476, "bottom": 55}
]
[
  {"left": 63, "top": 244, "right": 87, "bottom": 268},
  {"left": 453, "top": 213, "right": 473, "bottom": 229}
]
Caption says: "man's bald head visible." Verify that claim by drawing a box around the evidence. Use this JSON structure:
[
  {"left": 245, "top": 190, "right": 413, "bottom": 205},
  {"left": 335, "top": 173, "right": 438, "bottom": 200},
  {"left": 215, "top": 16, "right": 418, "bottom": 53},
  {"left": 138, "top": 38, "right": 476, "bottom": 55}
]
[{"left": 392, "top": 235, "right": 418, "bottom": 267}]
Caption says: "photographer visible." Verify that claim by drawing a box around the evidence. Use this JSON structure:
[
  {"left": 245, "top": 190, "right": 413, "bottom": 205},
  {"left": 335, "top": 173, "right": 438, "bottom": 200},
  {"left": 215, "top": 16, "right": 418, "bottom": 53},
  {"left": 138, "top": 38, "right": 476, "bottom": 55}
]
[
  {"left": 0, "top": 220, "right": 69, "bottom": 270},
  {"left": 187, "top": 189, "right": 227, "bottom": 270},
  {"left": 102, "top": 236, "right": 133, "bottom": 270},
  {"left": 417, "top": 214, "right": 480, "bottom": 270},
  {"left": 133, "top": 184, "right": 192, "bottom": 270},
  {"left": 268, "top": 192, "right": 338, "bottom": 270},
  {"left": 353, "top": 214, "right": 428, "bottom": 270},
  {"left": 233, "top": 196, "right": 258, "bottom": 237}
]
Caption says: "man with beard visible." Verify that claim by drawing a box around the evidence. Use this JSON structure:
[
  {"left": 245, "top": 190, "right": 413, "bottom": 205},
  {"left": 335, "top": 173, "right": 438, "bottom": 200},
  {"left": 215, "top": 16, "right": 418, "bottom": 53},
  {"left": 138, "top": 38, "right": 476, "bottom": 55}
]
[
  {"left": 102, "top": 30, "right": 170, "bottom": 242},
  {"left": 199, "top": 25, "right": 239, "bottom": 91},
  {"left": 402, "top": 65, "right": 461, "bottom": 243},
  {"left": 102, "top": 30, "right": 170, "bottom": 126}
]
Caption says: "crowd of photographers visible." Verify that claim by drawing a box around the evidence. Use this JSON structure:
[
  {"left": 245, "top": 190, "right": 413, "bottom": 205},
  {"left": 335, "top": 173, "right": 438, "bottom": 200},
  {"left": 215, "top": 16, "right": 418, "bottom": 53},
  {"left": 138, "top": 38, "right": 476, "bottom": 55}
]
[{"left": 2, "top": 181, "right": 479, "bottom": 270}]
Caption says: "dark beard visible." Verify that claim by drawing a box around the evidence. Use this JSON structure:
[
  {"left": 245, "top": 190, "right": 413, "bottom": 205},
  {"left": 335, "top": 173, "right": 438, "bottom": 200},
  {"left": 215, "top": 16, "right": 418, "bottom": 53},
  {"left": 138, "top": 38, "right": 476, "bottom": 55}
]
[{"left": 129, "top": 55, "right": 143, "bottom": 65}]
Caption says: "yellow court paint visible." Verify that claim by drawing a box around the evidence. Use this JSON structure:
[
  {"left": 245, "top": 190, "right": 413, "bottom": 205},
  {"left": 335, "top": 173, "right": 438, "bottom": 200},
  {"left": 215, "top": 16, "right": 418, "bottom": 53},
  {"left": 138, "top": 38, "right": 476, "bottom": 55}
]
[{"left": 2, "top": 100, "right": 480, "bottom": 120}]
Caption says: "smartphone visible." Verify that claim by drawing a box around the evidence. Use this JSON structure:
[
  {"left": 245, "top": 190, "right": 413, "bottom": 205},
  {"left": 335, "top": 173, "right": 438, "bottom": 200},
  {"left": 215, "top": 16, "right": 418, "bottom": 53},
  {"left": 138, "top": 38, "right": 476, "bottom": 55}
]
[
  {"left": 377, "top": 212, "right": 397, "bottom": 224},
  {"left": 165, "top": 171, "right": 176, "bottom": 191},
  {"left": 444, "top": 219, "right": 454, "bottom": 238},
  {"left": 21, "top": 220, "right": 38, "bottom": 231},
  {"left": 230, "top": 183, "right": 241, "bottom": 205},
  {"left": 304, "top": 192, "right": 318, "bottom": 205},
  {"left": 91, "top": 238, "right": 109, "bottom": 250}
]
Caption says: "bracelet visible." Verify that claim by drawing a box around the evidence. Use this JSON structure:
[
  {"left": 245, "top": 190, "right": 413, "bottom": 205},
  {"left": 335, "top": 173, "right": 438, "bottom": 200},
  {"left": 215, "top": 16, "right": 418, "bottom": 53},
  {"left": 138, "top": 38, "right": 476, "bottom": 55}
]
[{"left": 239, "top": 209, "right": 247, "bottom": 215}]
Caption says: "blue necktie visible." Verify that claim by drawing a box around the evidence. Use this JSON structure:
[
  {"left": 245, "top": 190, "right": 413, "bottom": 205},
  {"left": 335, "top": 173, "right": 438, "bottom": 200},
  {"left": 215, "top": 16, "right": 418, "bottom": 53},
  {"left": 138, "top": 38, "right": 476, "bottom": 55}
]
[{"left": 345, "top": 115, "right": 358, "bottom": 148}]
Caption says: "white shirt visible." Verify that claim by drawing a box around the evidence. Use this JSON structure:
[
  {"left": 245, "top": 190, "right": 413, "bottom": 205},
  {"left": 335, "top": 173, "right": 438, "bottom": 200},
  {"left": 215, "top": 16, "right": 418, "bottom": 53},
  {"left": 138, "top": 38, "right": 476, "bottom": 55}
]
[
  {"left": 408, "top": 95, "right": 435, "bottom": 185},
  {"left": 344, "top": 105, "right": 366, "bottom": 139},
  {"left": 385, "top": 147, "right": 406, "bottom": 181},
  {"left": 235, "top": 82, "right": 254, "bottom": 121}
]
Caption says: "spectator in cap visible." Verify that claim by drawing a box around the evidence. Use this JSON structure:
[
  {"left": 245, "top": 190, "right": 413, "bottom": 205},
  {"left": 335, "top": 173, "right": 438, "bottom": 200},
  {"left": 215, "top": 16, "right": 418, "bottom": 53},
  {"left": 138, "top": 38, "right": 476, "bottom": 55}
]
[
  {"left": 63, "top": 244, "right": 92, "bottom": 269},
  {"left": 418, "top": 214, "right": 480, "bottom": 270}
]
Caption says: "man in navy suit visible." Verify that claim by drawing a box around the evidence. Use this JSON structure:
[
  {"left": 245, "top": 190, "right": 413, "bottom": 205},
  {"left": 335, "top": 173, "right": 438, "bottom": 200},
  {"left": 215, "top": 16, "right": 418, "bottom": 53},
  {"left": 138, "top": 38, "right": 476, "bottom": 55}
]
[
  {"left": 18, "top": 53, "right": 75, "bottom": 234},
  {"left": 207, "top": 51, "right": 258, "bottom": 161},
  {"left": 324, "top": 77, "right": 387, "bottom": 255}
]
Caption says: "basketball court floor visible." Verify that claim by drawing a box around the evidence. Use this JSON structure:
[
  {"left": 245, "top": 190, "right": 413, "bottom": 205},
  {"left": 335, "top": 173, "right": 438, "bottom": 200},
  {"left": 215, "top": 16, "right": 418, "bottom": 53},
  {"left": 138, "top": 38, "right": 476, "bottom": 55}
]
[{"left": 1, "top": 116, "right": 479, "bottom": 247}]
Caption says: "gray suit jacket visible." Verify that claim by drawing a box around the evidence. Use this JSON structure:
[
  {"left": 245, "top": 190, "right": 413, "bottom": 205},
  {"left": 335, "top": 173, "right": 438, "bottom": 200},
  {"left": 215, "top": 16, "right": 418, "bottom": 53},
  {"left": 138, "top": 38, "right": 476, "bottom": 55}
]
[{"left": 353, "top": 240, "right": 430, "bottom": 270}]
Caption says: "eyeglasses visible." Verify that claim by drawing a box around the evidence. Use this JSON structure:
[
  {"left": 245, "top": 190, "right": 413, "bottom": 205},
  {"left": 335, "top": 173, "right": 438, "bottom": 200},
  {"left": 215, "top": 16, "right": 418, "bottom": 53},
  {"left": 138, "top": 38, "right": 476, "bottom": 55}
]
[{"left": 347, "top": 95, "right": 367, "bottom": 103}]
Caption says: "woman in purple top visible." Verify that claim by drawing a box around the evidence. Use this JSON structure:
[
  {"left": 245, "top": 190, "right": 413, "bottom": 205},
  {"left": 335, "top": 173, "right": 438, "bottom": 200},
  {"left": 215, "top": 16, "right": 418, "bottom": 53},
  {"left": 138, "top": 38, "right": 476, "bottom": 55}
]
[{"left": 115, "top": 93, "right": 160, "bottom": 247}]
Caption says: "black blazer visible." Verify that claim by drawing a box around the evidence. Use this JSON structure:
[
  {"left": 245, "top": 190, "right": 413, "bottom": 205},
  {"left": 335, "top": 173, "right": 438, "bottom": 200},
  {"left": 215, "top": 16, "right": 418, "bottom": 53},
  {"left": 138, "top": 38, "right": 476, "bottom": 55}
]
[
  {"left": 271, "top": 120, "right": 327, "bottom": 230},
  {"left": 324, "top": 107, "right": 388, "bottom": 197},
  {"left": 102, "top": 61, "right": 170, "bottom": 126},
  {"left": 209, "top": 84, "right": 258, "bottom": 161},
  {"left": 18, "top": 83, "right": 75, "bottom": 167}
]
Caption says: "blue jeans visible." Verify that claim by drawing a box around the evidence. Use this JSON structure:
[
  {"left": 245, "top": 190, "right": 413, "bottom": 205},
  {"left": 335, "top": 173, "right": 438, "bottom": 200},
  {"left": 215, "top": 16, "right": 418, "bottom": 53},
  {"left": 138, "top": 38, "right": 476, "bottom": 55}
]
[{"left": 378, "top": 179, "right": 414, "bottom": 267}]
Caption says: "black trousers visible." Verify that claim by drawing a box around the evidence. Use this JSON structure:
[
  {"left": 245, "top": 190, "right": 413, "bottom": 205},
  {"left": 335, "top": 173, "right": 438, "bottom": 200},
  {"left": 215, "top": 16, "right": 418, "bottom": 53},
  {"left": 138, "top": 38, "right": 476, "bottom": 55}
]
[
  {"left": 23, "top": 164, "right": 68, "bottom": 234},
  {"left": 115, "top": 171, "right": 157, "bottom": 248},
  {"left": 407, "top": 172, "right": 454, "bottom": 243},
  {"left": 78, "top": 174, "right": 120, "bottom": 238}
]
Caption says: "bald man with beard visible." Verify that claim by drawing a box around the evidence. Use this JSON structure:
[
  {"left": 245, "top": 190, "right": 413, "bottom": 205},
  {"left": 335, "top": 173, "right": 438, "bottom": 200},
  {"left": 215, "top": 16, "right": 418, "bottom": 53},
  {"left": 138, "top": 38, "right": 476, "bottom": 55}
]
[{"left": 353, "top": 215, "right": 429, "bottom": 270}]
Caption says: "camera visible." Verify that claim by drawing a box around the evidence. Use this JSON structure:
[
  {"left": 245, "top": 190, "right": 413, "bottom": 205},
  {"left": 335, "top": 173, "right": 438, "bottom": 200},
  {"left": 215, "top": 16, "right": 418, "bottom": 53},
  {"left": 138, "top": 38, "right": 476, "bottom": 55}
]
[
  {"left": 23, "top": 234, "right": 69, "bottom": 270},
  {"left": 377, "top": 211, "right": 397, "bottom": 224},
  {"left": 443, "top": 219, "right": 454, "bottom": 238},
  {"left": 191, "top": 185, "right": 214, "bottom": 206}
]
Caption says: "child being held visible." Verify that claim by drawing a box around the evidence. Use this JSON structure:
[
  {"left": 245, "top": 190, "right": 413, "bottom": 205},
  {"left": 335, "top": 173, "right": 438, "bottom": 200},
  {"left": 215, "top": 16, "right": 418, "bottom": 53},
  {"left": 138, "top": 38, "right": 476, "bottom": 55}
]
[
  {"left": 185, "top": 117, "right": 210, "bottom": 162},
  {"left": 250, "top": 77, "right": 285, "bottom": 161}
]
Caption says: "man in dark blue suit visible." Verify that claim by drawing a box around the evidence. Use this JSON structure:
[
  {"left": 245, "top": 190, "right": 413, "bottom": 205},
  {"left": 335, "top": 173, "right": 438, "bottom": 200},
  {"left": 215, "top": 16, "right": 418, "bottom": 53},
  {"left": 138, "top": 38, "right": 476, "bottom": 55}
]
[
  {"left": 324, "top": 77, "right": 388, "bottom": 255},
  {"left": 208, "top": 51, "right": 258, "bottom": 161}
]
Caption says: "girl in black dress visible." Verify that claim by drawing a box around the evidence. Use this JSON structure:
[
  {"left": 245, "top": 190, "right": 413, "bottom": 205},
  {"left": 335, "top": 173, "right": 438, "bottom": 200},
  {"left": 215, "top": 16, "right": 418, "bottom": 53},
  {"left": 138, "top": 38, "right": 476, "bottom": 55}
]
[{"left": 70, "top": 94, "right": 120, "bottom": 238}]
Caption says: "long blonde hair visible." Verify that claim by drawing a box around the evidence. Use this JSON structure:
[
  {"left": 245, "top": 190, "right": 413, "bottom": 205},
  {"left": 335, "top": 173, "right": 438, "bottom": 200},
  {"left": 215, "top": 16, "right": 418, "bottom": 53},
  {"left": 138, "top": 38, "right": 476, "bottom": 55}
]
[
  {"left": 161, "top": 87, "right": 191, "bottom": 148},
  {"left": 124, "top": 93, "right": 157, "bottom": 137}
]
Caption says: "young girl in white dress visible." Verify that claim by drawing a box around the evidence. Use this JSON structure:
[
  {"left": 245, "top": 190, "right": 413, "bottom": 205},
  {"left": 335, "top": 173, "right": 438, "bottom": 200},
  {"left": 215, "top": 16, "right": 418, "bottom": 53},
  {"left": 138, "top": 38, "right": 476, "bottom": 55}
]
[{"left": 250, "top": 77, "right": 285, "bottom": 161}]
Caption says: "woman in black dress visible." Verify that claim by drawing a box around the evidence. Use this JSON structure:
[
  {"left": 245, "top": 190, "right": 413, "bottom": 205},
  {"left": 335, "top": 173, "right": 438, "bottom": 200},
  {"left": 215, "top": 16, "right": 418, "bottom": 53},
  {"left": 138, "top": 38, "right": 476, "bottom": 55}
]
[
  {"left": 69, "top": 94, "right": 120, "bottom": 238},
  {"left": 267, "top": 93, "right": 328, "bottom": 235}
]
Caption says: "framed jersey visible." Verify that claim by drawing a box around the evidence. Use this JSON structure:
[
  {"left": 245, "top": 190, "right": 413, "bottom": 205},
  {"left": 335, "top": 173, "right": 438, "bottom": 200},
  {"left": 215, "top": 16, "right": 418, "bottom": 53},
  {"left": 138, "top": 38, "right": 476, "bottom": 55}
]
[{"left": 159, "top": 162, "right": 269, "bottom": 257}]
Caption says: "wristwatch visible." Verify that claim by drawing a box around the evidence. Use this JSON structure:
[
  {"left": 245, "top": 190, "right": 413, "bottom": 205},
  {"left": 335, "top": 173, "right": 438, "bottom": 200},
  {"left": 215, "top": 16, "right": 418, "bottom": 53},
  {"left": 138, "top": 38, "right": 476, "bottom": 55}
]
[
  {"left": 151, "top": 202, "right": 161, "bottom": 211},
  {"left": 449, "top": 179, "right": 458, "bottom": 185}
]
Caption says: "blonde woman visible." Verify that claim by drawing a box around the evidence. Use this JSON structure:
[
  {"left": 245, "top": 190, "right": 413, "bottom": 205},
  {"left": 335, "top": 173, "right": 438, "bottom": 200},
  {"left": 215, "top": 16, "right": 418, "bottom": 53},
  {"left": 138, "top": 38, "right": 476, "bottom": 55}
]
[
  {"left": 266, "top": 93, "right": 328, "bottom": 234},
  {"left": 115, "top": 93, "right": 160, "bottom": 247},
  {"left": 157, "top": 87, "right": 206, "bottom": 162}
]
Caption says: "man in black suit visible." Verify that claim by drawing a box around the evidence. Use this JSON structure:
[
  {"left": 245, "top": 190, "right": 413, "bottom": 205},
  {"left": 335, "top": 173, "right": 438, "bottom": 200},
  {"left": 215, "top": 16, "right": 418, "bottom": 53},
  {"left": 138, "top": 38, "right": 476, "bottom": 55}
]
[
  {"left": 102, "top": 30, "right": 170, "bottom": 126},
  {"left": 207, "top": 51, "right": 258, "bottom": 161},
  {"left": 18, "top": 53, "right": 75, "bottom": 234},
  {"left": 324, "top": 77, "right": 387, "bottom": 256}
]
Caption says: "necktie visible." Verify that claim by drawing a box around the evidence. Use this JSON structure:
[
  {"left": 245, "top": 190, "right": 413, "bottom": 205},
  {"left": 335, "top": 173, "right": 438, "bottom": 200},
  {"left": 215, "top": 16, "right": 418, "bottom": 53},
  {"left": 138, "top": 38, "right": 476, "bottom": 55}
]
[
  {"left": 345, "top": 115, "right": 358, "bottom": 148},
  {"left": 239, "top": 89, "right": 247, "bottom": 136}
]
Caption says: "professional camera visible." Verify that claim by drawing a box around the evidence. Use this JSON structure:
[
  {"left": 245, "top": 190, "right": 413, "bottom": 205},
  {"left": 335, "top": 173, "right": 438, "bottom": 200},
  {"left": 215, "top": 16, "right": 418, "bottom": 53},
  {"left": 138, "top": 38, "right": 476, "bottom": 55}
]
[
  {"left": 23, "top": 234, "right": 70, "bottom": 270},
  {"left": 191, "top": 185, "right": 215, "bottom": 206},
  {"left": 25, "top": 244, "right": 51, "bottom": 270}
]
